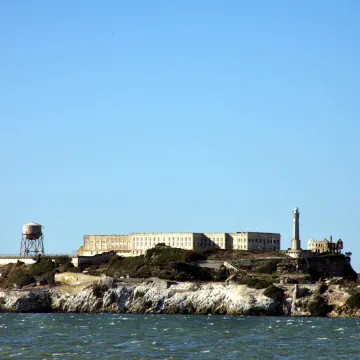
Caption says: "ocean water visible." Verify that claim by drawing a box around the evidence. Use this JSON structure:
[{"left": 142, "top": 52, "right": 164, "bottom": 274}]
[{"left": 0, "top": 314, "right": 359, "bottom": 359}]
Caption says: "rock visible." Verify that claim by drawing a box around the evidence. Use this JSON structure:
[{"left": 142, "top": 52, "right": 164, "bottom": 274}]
[
  {"left": 0, "top": 280, "right": 358, "bottom": 317},
  {"left": 0, "top": 290, "right": 52, "bottom": 313},
  {"left": 0, "top": 279, "right": 283, "bottom": 315}
]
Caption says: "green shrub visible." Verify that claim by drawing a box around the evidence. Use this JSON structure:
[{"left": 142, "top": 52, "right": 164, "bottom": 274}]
[
  {"left": 296, "top": 275, "right": 311, "bottom": 284},
  {"left": 198, "top": 248, "right": 221, "bottom": 257},
  {"left": 236, "top": 275, "right": 272, "bottom": 289},
  {"left": 234, "top": 274, "right": 250, "bottom": 285},
  {"left": 64, "top": 262, "right": 75, "bottom": 271},
  {"left": 158, "top": 270, "right": 175, "bottom": 280},
  {"left": 55, "top": 256, "right": 72, "bottom": 266},
  {"left": 12, "top": 271, "right": 35, "bottom": 288},
  {"left": 108, "top": 255, "right": 122, "bottom": 267},
  {"left": 168, "top": 261, "right": 191, "bottom": 272},
  {"left": 183, "top": 252, "right": 206, "bottom": 263},
  {"left": 174, "top": 272, "right": 187, "bottom": 281},
  {"left": 316, "top": 283, "right": 328, "bottom": 295},
  {"left": 213, "top": 266, "right": 228, "bottom": 281},
  {"left": 307, "top": 295, "right": 333, "bottom": 317},
  {"left": 39, "top": 271, "right": 55, "bottom": 286},
  {"left": 254, "top": 260, "right": 280, "bottom": 274},
  {"left": 107, "top": 256, "right": 145, "bottom": 276},
  {"left": 87, "top": 265, "right": 99, "bottom": 271},
  {"left": 80, "top": 263, "right": 91, "bottom": 271},
  {"left": 246, "top": 277, "right": 273, "bottom": 289},
  {"left": 92, "top": 282, "right": 108, "bottom": 298},
  {"left": 67, "top": 267, "right": 83, "bottom": 273},
  {"left": 30, "top": 258, "right": 55, "bottom": 277},
  {"left": 134, "top": 290, "right": 145, "bottom": 299},
  {"left": 264, "top": 285, "right": 284, "bottom": 301},
  {"left": 146, "top": 247, "right": 187, "bottom": 266},
  {"left": 136, "top": 265, "right": 152, "bottom": 278},
  {"left": 155, "top": 243, "right": 166, "bottom": 248},
  {"left": 346, "top": 294, "right": 360, "bottom": 310}
]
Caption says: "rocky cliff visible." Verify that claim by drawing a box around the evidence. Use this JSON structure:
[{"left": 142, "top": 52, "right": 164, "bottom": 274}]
[{"left": 1, "top": 277, "right": 359, "bottom": 317}]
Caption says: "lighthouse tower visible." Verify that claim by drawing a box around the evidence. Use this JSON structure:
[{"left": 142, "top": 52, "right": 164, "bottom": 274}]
[{"left": 291, "top": 207, "right": 301, "bottom": 250}]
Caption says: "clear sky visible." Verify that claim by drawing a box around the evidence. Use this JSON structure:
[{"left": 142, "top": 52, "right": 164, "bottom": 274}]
[{"left": 1, "top": 1, "right": 359, "bottom": 270}]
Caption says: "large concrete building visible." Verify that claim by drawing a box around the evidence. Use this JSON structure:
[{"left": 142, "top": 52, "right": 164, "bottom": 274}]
[{"left": 78, "top": 231, "right": 281, "bottom": 256}]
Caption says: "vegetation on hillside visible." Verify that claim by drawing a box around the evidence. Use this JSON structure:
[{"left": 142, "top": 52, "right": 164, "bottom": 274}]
[
  {"left": 101, "top": 246, "right": 225, "bottom": 282},
  {"left": 1, "top": 245, "right": 358, "bottom": 295},
  {"left": 233, "top": 274, "right": 275, "bottom": 289},
  {"left": 263, "top": 285, "right": 284, "bottom": 301},
  {"left": 345, "top": 287, "right": 360, "bottom": 310},
  {"left": 78, "top": 246, "right": 359, "bottom": 287},
  {"left": 0, "top": 255, "right": 74, "bottom": 289},
  {"left": 307, "top": 295, "right": 333, "bottom": 317}
]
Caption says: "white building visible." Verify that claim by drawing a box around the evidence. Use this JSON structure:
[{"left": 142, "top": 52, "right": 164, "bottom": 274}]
[
  {"left": 78, "top": 231, "right": 281, "bottom": 256},
  {"left": 231, "top": 232, "right": 281, "bottom": 251}
]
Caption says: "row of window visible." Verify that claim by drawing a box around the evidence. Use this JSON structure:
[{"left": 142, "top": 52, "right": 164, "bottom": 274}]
[
  {"left": 85, "top": 244, "right": 128, "bottom": 250},
  {"left": 136, "top": 243, "right": 190, "bottom": 249},
  {"left": 195, "top": 243, "right": 222, "bottom": 248},
  {"left": 310, "top": 243, "right": 327, "bottom": 248},
  {"left": 206, "top": 237, "right": 224, "bottom": 242},
  {"left": 195, "top": 242, "right": 222, "bottom": 248},
  {"left": 249, "top": 239, "right": 280, "bottom": 244},
  {"left": 133, "top": 236, "right": 192, "bottom": 242},
  {"left": 87, "top": 240, "right": 128, "bottom": 244},
  {"left": 134, "top": 238, "right": 193, "bottom": 248},
  {"left": 86, "top": 236, "right": 280, "bottom": 244}
]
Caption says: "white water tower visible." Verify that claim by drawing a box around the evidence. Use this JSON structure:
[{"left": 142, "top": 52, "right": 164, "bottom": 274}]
[{"left": 20, "top": 222, "right": 45, "bottom": 256}]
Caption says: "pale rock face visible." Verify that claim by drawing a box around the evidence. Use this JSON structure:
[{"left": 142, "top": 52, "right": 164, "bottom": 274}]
[
  {"left": 0, "top": 279, "right": 282, "bottom": 315},
  {"left": 0, "top": 289, "right": 52, "bottom": 312},
  {"left": 0, "top": 280, "right": 356, "bottom": 317}
]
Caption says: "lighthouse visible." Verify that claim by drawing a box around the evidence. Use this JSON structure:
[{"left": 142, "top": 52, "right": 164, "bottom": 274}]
[{"left": 291, "top": 207, "right": 301, "bottom": 250}]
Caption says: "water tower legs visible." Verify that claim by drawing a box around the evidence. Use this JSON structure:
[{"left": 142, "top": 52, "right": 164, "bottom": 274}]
[{"left": 20, "top": 235, "right": 45, "bottom": 256}]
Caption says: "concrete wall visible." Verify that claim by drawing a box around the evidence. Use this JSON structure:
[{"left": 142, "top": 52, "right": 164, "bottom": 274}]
[
  {"left": 193, "top": 233, "right": 227, "bottom": 250},
  {"left": 246, "top": 232, "right": 281, "bottom": 251},
  {"left": 229, "top": 232, "right": 280, "bottom": 251},
  {"left": 0, "top": 256, "right": 78, "bottom": 266},
  {"left": 83, "top": 235, "right": 131, "bottom": 253},
  {"left": 0, "top": 258, "right": 36, "bottom": 265},
  {"left": 131, "top": 232, "right": 196, "bottom": 254},
  {"left": 203, "top": 233, "right": 227, "bottom": 249},
  {"left": 229, "top": 233, "right": 249, "bottom": 250},
  {"left": 80, "top": 249, "right": 135, "bottom": 257}
]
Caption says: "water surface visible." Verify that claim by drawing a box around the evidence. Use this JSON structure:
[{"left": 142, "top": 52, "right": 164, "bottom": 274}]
[{"left": 0, "top": 314, "right": 359, "bottom": 359}]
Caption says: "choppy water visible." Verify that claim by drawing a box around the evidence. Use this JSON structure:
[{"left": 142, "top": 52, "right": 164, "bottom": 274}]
[{"left": 0, "top": 314, "right": 360, "bottom": 359}]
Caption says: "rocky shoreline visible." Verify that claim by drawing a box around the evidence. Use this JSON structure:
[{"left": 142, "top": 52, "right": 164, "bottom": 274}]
[{"left": 1, "top": 277, "right": 359, "bottom": 317}]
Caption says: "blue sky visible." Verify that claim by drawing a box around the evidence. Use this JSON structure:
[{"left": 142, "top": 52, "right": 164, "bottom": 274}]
[{"left": 1, "top": 1, "right": 359, "bottom": 269}]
